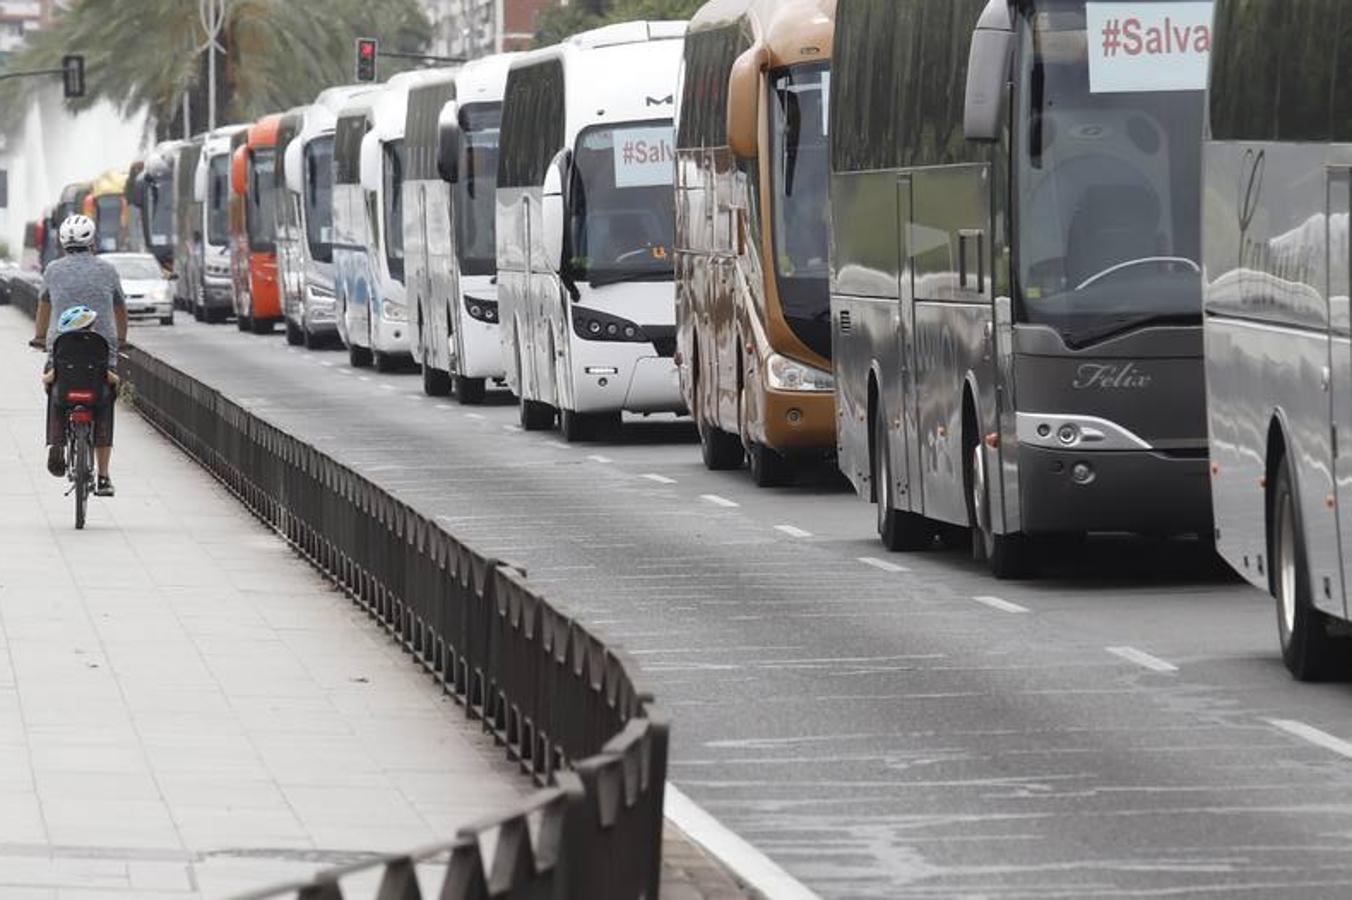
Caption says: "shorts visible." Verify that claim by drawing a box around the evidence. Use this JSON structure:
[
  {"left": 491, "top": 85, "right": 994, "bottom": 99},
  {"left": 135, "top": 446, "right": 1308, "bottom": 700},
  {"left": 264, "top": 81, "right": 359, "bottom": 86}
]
[{"left": 47, "top": 379, "right": 115, "bottom": 447}]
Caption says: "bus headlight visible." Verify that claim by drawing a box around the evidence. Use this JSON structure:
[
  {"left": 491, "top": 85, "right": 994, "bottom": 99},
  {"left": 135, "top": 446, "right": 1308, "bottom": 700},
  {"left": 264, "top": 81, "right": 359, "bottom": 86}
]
[
  {"left": 766, "top": 353, "right": 833, "bottom": 392},
  {"left": 465, "top": 295, "right": 499, "bottom": 323}
]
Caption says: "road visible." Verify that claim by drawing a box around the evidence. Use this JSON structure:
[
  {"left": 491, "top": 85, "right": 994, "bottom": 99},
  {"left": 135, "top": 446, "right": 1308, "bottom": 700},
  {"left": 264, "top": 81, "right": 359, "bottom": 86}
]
[{"left": 132, "top": 318, "right": 1352, "bottom": 898}]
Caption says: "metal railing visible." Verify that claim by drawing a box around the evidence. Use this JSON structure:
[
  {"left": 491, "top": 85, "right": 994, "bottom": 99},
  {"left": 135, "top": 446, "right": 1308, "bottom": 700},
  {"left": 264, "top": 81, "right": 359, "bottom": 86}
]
[{"left": 117, "top": 343, "right": 669, "bottom": 900}]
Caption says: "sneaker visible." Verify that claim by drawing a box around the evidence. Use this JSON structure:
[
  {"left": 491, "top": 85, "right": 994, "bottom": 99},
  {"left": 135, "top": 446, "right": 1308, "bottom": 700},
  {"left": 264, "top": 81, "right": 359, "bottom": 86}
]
[
  {"left": 47, "top": 446, "right": 66, "bottom": 477},
  {"left": 94, "top": 476, "right": 115, "bottom": 497}
]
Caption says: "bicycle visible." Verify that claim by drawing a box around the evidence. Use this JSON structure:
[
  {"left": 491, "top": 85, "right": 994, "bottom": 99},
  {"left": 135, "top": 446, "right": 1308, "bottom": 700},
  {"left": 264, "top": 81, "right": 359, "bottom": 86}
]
[
  {"left": 38, "top": 331, "right": 110, "bottom": 530},
  {"left": 62, "top": 384, "right": 97, "bottom": 529}
]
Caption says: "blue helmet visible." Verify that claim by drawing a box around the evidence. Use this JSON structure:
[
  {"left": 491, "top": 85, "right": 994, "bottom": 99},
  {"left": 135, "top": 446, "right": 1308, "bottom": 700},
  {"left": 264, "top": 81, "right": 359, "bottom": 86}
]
[{"left": 57, "top": 305, "right": 98, "bottom": 333}]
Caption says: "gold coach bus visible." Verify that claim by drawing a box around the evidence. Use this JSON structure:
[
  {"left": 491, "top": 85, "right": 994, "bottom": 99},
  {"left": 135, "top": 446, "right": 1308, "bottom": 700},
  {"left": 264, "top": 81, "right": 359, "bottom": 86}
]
[{"left": 674, "top": 0, "right": 836, "bottom": 486}]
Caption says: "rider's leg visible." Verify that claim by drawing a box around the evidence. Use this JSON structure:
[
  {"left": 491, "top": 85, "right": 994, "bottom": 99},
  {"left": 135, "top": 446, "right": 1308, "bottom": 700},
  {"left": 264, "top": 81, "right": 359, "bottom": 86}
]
[{"left": 95, "top": 445, "right": 110, "bottom": 477}]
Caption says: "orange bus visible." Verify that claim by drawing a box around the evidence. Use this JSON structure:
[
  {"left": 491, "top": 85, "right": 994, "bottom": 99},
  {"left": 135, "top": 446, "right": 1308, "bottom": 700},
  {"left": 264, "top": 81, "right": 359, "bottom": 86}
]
[
  {"left": 229, "top": 114, "right": 284, "bottom": 333},
  {"left": 675, "top": 0, "right": 836, "bottom": 486}
]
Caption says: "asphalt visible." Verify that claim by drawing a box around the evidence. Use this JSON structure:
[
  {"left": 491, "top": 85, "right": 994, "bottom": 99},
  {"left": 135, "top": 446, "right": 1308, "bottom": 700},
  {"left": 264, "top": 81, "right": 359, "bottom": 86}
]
[{"left": 129, "top": 316, "right": 1352, "bottom": 898}]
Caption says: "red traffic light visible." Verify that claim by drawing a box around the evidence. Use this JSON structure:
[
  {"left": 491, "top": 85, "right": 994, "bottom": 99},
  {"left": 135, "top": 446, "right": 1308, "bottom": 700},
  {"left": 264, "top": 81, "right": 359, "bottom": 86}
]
[
  {"left": 355, "top": 38, "right": 378, "bottom": 82},
  {"left": 360, "top": 41, "right": 375, "bottom": 58}
]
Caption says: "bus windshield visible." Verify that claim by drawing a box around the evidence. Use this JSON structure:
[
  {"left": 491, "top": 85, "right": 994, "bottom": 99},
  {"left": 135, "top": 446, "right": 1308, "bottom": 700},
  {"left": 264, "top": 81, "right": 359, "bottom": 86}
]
[
  {"left": 1014, "top": 1, "right": 1204, "bottom": 347},
  {"left": 207, "top": 154, "right": 229, "bottom": 247},
  {"left": 305, "top": 136, "right": 334, "bottom": 263},
  {"left": 383, "top": 139, "right": 405, "bottom": 282},
  {"left": 569, "top": 122, "right": 675, "bottom": 287},
  {"left": 247, "top": 149, "right": 277, "bottom": 252},
  {"left": 769, "top": 62, "right": 831, "bottom": 359},
  {"left": 94, "top": 197, "right": 121, "bottom": 251},
  {"left": 455, "top": 104, "right": 500, "bottom": 277}
]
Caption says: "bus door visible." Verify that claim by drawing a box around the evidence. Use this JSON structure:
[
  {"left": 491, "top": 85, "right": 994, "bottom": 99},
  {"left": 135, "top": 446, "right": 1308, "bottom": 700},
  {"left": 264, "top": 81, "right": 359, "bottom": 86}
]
[
  {"left": 1327, "top": 166, "right": 1352, "bottom": 617},
  {"left": 894, "top": 174, "right": 918, "bottom": 515},
  {"left": 909, "top": 163, "right": 996, "bottom": 525}
]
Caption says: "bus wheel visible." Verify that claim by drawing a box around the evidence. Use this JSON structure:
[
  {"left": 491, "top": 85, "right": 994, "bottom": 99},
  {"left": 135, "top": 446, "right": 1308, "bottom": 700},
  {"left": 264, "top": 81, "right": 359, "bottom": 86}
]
[
  {"left": 285, "top": 319, "right": 304, "bottom": 346},
  {"left": 236, "top": 314, "right": 252, "bottom": 332},
  {"left": 748, "top": 441, "right": 793, "bottom": 487},
  {"left": 873, "top": 408, "right": 931, "bottom": 551},
  {"left": 1271, "top": 456, "right": 1338, "bottom": 680},
  {"left": 520, "top": 398, "right": 555, "bottom": 431},
  {"left": 373, "top": 351, "right": 399, "bottom": 373},
  {"left": 560, "top": 408, "right": 594, "bottom": 442},
  {"left": 695, "top": 370, "right": 743, "bottom": 470},
  {"left": 969, "top": 438, "right": 1031, "bottom": 579},
  {"left": 348, "top": 342, "right": 372, "bottom": 368},
  {"left": 422, "top": 363, "right": 452, "bottom": 396},
  {"left": 251, "top": 317, "right": 274, "bottom": 336},
  {"left": 454, "top": 376, "right": 486, "bottom": 405}
]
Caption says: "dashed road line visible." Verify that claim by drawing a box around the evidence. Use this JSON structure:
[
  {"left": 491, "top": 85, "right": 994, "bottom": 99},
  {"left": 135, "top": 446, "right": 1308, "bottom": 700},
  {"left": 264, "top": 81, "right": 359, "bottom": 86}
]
[
  {"left": 435, "top": 404, "right": 453, "bottom": 410},
  {"left": 464, "top": 412, "right": 485, "bottom": 420},
  {"left": 642, "top": 473, "right": 677, "bottom": 484},
  {"left": 1106, "top": 646, "right": 1178, "bottom": 673},
  {"left": 774, "top": 525, "right": 813, "bottom": 538},
  {"left": 701, "top": 494, "right": 740, "bottom": 508},
  {"left": 502, "top": 424, "right": 522, "bottom": 433},
  {"left": 358, "top": 376, "right": 370, "bottom": 382},
  {"left": 857, "top": 556, "right": 910, "bottom": 573},
  {"left": 972, "top": 595, "right": 1029, "bottom": 614},
  {"left": 549, "top": 441, "right": 574, "bottom": 450},
  {"left": 588, "top": 455, "right": 613, "bottom": 464},
  {"left": 380, "top": 384, "right": 397, "bottom": 391},
  {"left": 1268, "top": 718, "right": 1352, "bottom": 760}
]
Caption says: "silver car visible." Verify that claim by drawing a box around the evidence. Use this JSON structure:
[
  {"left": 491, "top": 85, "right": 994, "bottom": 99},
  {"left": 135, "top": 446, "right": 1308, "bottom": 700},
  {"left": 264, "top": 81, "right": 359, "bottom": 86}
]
[{"left": 103, "top": 252, "right": 174, "bottom": 325}]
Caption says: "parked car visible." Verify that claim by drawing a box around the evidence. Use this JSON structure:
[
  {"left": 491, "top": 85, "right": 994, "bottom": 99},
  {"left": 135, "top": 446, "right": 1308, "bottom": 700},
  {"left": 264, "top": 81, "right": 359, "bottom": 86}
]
[{"left": 105, "top": 252, "right": 175, "bottom": 325}]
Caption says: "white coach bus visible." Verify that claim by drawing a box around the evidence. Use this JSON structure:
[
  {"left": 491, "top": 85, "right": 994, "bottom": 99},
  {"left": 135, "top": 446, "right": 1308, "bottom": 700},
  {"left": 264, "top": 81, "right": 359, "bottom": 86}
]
[
  {"left": 191, "top": 124, "right": 247, "bottom": 323},
  {"left": 1204, "top": 0, "right": 1352, "bottom": 679},
  {"left": 406, "top": 55, "right": 514, "bottom": 402},
  {"left": 497, "top": 22, "right": 687, "bottom": 439},
  {"left": 277, "top": 85, "right": 377, "bottom": 348}
]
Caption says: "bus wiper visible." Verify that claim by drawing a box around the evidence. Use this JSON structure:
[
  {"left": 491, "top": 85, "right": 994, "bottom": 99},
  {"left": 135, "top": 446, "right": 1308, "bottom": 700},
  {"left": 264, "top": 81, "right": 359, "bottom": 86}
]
[
  {"left": 1061, "top": 313, "right": 1198, "bottom": 349},
  {"left": 588, "top": 270, "right": 672, "bottom": 289}
]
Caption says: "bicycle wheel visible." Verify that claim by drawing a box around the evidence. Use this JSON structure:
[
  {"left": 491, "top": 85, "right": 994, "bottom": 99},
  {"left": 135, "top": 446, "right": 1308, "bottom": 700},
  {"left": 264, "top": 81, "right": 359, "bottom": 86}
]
[{"left": 73, "top": 426, "right": 90, "bottom": 530}]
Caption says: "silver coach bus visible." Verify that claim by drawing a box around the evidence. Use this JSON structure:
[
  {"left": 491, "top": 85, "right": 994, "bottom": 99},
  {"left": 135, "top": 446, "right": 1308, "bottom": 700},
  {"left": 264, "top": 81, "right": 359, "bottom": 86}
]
[
  {"left": 1204, "top": 0, "right": 1352, "bottom": 679},
  {"left": 830, "top": 0, "right": 1211, "bottom": 577}
]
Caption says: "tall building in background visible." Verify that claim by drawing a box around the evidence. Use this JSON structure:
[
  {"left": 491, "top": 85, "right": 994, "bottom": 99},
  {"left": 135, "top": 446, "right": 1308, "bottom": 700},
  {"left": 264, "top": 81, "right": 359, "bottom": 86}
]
[
  {"left": 424, "top": 0, "right": 551, "bottom": 58},
  {"left": 0, "top": 0, "right": 62, "bottom": 59}
]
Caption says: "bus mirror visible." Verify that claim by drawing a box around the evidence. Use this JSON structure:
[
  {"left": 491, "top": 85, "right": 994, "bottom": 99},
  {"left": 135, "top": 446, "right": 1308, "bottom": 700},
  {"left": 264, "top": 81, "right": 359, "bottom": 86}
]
[
  {"left": 541, "top": 150, "right": 571, "bottom": 272},
  {"left": 437, "top": 112, "right": 463, "bottom": 184},
  {"left": 284, "top": 140, "right": 303, "bottom": 195},
  {"left": 230, "top": 146, "right": 248, "bottom": 198},
  {"left": 727, "top": 45, "right": 767, "bottom": 160},
  {"left": 964, "top": 27, "right": 1013, "bottom": 142},
  {"left": 359, "top": 132, "right": 381, "bottom": 193}
]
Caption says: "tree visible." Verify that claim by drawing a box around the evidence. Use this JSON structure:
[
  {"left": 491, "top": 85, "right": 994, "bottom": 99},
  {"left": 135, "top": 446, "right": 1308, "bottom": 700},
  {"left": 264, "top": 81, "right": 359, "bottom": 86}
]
[
  {"left": 533, "top": 0, "right": 706, "bottom": 47},
  {"left": 0, "top": 0, "right": 432, "bottom": 139}
]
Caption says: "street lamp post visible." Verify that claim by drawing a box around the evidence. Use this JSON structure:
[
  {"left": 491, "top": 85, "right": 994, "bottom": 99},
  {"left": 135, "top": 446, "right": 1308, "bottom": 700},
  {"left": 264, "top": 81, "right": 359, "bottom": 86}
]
[{"left": 196, "top": 0, "right": 228, "bottom": 131}]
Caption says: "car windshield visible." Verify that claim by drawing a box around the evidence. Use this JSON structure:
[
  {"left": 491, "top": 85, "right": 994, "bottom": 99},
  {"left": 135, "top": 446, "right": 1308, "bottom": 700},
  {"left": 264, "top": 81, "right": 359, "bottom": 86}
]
[
  {"left": 110, "top": 256, "right": 162, "bottom": 279},
  {"left": 207, "top": 153, "right": 229, "bottom": 247},
  {"left": 568, "top": 121, "right": 675, "bottom": 286},
  {"left": 455, "top": 104, "right": 500, "bottom": 277},
  {"left": 146, "top": 179, "right": 174, "bottom": 247},
  {"left": 769, "top": 62, "right": 831, "bottom": 359},
  {"left": 1014, "top": 1, "right": 1204, "bottom": 347},
  {"left": 246, "top": 149, "right": 277, "bottom": 252},
  {"left": 383, "top": 139, "right": 405, "bottom": 282},
  {"left": 94, "top": 196, "right": 121, "bottom": 251},
  {"left": 305, "top": 136, "right": 334, "bottom": 263}
]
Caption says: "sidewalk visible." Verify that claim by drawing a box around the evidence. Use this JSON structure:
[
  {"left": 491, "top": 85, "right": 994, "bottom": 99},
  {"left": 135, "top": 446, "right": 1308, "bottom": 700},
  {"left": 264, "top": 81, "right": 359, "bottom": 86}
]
[{"left": 0, "top": 308, "right": 528, "bottom": 897}]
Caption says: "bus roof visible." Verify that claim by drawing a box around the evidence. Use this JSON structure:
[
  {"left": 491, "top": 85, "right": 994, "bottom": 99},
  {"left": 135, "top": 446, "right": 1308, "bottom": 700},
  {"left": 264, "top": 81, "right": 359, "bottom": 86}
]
[
  {"left": 247, "top": 113, "right": 284, "bottom": 148},
  {"left": 87, "top": 168, "right": 128, "bottom": 199},
  {"left": 456, "top": 52, "right": 518, "bottom": 107}
]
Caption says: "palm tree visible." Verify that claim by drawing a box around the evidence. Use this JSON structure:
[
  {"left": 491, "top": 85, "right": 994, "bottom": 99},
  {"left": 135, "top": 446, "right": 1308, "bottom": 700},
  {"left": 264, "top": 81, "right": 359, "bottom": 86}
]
[{"left": 0, "top": 0, "right": 432, "bottom": 138}]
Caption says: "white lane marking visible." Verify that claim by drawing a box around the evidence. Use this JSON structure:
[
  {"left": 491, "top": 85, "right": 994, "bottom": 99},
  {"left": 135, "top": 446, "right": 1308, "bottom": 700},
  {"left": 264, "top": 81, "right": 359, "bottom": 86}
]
[
  {"left": 336, "top": 368, "right": 353, "bottom": 376},
  {"left": 972, "top": 595, "right": 1029, "bottom": 614},
  {"left": 665, "top": 784, "right": 821, "bottom": 900},
  {"left": 642, "top": 473, "right": 677, "bottom": 484},
  {"left": 465, "top": 412, "right": 485, "bottom": 420},
  {"left": 1268, "top": 719, "right": 1352, "bottom": 760},
  {"left": 319, "top": 360, "right": 333, "bottom": 367},
  {"left": 857, "top": 556, "right": 910, "bottom": 573},
  {"left": 588, "top": 455, "right": 613, "bottom": 464},
  {"left": 701, "top": 494, "right": 740, "bottom": 508},
  {"left": 549, "top": 441, "right": 574, "bottom": 450},
  {"left": 358, "top": 376, "right": 370, "bottom": 382},
  {"left": 1106, "top": 646, "right": 1178, "bottom": 673},
  {"left": 502, "top": 424, "right": 522, "bottom": 433},
  {"left": 380, "top": 384, "right": 396, "bottom": 391},
  {"left": 775, "top": 525, "right": 813, "bottom": 539},
  {"left": 435, "top": 404, "right": 453, "bottom": 410}
]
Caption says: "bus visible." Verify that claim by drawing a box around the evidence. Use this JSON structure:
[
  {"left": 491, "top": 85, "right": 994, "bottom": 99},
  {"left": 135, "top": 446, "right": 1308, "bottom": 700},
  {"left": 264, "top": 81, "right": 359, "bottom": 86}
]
[
  {"left": 42, "top": 182, "right": 90, "bottom": 269},
  {"left": 192, "top": 125, "right": 247, "bottom": 322},
  {"left": 133, "top": 140, "right": 184, "bottom": 271},
  {"left": 276, "top": 85, "right": 378, "bottom": 349},
  {"left": 829, "top": 0, "right": 1211, "bottom": 577},
  {"left": 405, "top": 54, "right": 514, "bottom": 402},
  {"left": 83, "top": 168, "right": 141, "bottom": 253},
  {"left": 497, "top": 22, "right": 687, "bottom": 439},
  {"left": 172, "top": 138, "right": 203, "bottom": 312},
  {"left": 675, "top": 0, "right": 836, "bottom": 486},
  {"left": 1203, "top": 0, "right": 1352, "bottom": 679},
  {"left": 228, "top": 114, "right": 284, "bottom": 334}
]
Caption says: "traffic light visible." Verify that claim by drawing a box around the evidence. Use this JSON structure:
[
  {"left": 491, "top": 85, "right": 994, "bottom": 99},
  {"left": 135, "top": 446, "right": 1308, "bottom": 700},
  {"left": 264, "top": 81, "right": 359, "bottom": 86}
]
[
  {"left": 355, "top": 38, "right": 377, "bottom": 82},
  {"left": 62, "top": 55, "right": 84, "bottom": 99}
]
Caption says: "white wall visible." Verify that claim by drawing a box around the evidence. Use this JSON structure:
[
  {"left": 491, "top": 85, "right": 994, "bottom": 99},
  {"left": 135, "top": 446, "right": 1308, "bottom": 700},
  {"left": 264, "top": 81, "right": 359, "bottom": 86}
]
[{"left": 1, "top": 81, "right": 148, "bottom": 266}]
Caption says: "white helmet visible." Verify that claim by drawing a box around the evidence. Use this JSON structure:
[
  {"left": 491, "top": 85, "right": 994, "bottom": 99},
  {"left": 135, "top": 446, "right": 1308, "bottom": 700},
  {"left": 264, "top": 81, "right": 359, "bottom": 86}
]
[{"left": 58, "top": 214, "right": 96, "bottom": 250}]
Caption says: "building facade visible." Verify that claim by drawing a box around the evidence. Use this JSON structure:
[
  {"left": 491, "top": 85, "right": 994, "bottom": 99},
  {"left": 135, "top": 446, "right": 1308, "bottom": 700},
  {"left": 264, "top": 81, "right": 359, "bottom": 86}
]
[{"left": 424, "top": 0, "right": 551, "bottom": 58}]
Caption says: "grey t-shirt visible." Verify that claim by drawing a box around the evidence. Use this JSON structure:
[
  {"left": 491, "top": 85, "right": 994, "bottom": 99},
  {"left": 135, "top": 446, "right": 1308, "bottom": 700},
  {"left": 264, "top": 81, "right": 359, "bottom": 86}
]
[{"left": 43, "top": 252, "right": 125, "bottom": 367}]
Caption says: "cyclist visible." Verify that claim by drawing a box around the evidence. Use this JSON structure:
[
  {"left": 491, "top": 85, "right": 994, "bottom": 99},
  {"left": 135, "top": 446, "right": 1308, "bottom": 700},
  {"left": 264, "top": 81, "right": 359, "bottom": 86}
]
[{"left": 29, "top": 215, "right": 126, "bottom": 496}]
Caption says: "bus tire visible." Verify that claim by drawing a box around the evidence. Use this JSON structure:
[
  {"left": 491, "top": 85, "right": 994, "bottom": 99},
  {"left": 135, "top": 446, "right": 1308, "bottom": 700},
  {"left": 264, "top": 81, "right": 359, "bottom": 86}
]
[
  {"left": 1271, "top": 456, "right": 1338, "bottom": 681},
  {"left": 968, "top": 437, "right": 1032, "bottom": 579},
  {"left": 236, "top": 314, "right": 251, "bottom": 332},
  {"left": 560, "top": 408, "right": 594, "bottom": 443},
  {"left": 695, "top": 363, "right": 743, "bottom": 470},
  {"left": 286, "top": 319, "right": 304, "bottom": 346},
  {"left": 373, "top": 351, "right": 399, "bottom": 373},
  {"left": 748, "top": 440, "right": 793, "bottom": 487},
  {"left": 520, "top": 398, "right": 555, "bottom": 431},
  {"left": 422, "top": 363, "right": 452, "bottom": 397},
  {"left": 454, "top": 376, "right": 486, "bottom": 405},
  {"left": 873, "top": 407, "right": 931, "bottom": 551},
  {"left": 348, "top": 342, "right": 372, "bottom": 368},
  {"left": 251, "top": 317, "right": 274, "bottom": 336}
]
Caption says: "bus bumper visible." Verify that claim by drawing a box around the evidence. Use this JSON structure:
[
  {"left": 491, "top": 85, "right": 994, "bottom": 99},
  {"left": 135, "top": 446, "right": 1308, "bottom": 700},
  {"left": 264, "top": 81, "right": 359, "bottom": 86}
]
[
  {"left": 760, "top": 389, "right": 835, "bottom": 455},
  {"left": 1018, "top": 445, "right": 1213, "bottom": 536}
]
